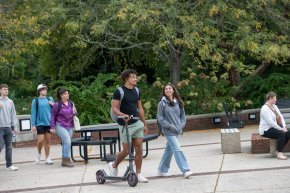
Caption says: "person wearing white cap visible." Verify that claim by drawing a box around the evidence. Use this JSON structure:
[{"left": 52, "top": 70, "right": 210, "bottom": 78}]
[{"left": 31, "top": 84, "right": 54, "bottom": 165}]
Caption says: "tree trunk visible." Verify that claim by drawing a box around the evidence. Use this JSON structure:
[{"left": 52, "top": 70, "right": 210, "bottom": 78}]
[
  {"left": 169, "top": 45, "right": 183, "bottom": 86},
  {"left": 228, "top": 67, "right": 240, "bottom": 86},
  {"left": 252, "top": 62, "right": 272, "bottom": 76}
]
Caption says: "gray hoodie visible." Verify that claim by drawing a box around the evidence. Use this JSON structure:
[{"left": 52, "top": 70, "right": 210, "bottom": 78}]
[
  {"left": 0, "top": 97, "right": 17, "bottom": 128},
  {"left": 157, "top": 96, "right": 186, "bottom": 136}
]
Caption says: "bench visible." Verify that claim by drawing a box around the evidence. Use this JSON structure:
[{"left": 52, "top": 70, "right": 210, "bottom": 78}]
[
  {"left": 251, "top": 133, "right": 290, "bottom": 154},
  {"left": 143, "top": 133, "right": 159, "bottom": 158},
  {"left": 220, "top": 128, "right": 241, "bottom": 153},
  {"left": 71, "top": 138, "right": 116, "bottom": 164},
  {"left": 251, "top": 133, "right": 270, "bottom": 154},
  {"left": 129, "top": 133, "right": 159, "bottom": 159},
  {"left": 103, "top": 136, "right": 117, "bottom": 154}
]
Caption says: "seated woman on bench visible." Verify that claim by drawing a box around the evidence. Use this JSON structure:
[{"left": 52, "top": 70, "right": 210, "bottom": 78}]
[{"left": 259, "top": 91, "right": 290, "bottom": 160}]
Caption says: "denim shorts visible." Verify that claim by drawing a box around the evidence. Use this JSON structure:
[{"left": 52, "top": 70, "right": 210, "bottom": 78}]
[{"left": 119, "top": 120, "right": 144, "bottom": 144}]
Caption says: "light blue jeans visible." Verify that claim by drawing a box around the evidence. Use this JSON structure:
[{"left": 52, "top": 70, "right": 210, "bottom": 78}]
[
  {"left": 55, "top": 123, "right": 73, "bottom": 158},
  {"left": 158, "top": 135, "right": 190, "bottom": 174}
]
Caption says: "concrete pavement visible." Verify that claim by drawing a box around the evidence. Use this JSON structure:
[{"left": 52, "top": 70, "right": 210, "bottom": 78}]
[{"left": 1, "top": 125, "right": 290, "bottom": 193}]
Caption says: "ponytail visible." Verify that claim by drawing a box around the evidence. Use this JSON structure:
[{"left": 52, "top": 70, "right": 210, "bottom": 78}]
[{"left": 56, "top": 87, "right": 68, "bottom": 101}]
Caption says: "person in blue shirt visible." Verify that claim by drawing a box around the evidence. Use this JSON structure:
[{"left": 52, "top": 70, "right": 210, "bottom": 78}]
[{"left": 31, "top": 84, "right": 54, "bottom": 165}]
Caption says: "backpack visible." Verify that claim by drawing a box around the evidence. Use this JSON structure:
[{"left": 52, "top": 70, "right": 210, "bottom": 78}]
[
  {"left": 157, "top": 100, "right": 166, "bottom": 136},
  {"left": 110, "top": 86, "right": 139, "bottom": 122},
  {"left": 35, "top": 96, "right": 52, "bottom": 118}
]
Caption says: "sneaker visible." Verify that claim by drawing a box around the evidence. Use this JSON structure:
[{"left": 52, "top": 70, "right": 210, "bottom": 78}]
[
  {"left": 277, "top": 152, "right": 287, "bottom": 160},
  {"left": 35, "top": 154, "right": 41, "bottom": 164},
  {"left": 45, "top": 157, "right": 53, "bottom": 165},
  {"left": 108, "top": 162, "right": 118, "bottom": 176},
  {"left": 137, "top": 174, "right": 149, "bottom": 183},
  {"left": 184, "top": 171, "right": 193, "bottom": 178},
  {"left": 6, "top": 166, "right": 18, "bottom": 171},
  {"left": 157, "top": 171, "right": 171, "bottom": 177}
]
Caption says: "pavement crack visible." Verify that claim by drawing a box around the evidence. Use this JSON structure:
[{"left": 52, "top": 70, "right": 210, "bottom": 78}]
[
  {"left": 79, "top": 163, "right": 88, "bottom": 193},
  {"left": 214, "top": 153, "right": 225, "bottom": 193}
]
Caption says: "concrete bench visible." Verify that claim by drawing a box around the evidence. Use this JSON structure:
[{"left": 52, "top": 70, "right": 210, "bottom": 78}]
[
  {"left": 220, "top": 128, "right": 241, "bottom": 153},
  {"left": 71, "top": 138, "right": 116, "bottom": 164}
]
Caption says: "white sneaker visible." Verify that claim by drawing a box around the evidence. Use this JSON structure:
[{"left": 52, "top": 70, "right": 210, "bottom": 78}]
[
  {"left": 277, "top": 152, "right": 287, "bottom": 160},
  {"left": 137, "top": 174, "right": 148, "bottom": 183},
  {"left": 7, "top": 166, "right": 18, "bottom": 171},
  {"left": 108, "top": 162, "right": 118, "bottom": 176},
  {"left": 45, "top": 157, "right": 53, "bottom": 165},
  {"left": 157, "top": 171, "right": 171, "bottom": 177},
  {"left": 35, "top": 154, "right": 41, "bottom": 164},
  {"left": 184, "top": 171, "right": 193, "bottom": 178}
]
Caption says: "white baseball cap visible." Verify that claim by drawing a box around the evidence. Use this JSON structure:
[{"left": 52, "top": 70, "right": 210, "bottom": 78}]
[{"left": 37, "top": 84, "right": 47, "bottom": 91}]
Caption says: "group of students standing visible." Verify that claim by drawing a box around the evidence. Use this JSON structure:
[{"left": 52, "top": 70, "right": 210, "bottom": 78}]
[{"left": 0, "top": 83, "right": 78, "bottom": 170}]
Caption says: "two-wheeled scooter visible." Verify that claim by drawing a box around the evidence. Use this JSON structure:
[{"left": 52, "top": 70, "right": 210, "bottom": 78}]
[{"left": 96, "top": 115, "right": 139, "bottom": 187}]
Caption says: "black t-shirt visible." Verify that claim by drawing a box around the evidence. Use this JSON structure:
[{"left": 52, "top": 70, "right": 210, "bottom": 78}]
[{"left": 113, "top": 86, "right": 140, "bottom": 125}]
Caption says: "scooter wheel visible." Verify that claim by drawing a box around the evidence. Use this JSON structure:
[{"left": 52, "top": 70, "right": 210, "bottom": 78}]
[
  {"left": 127, "top": 172, "right": 138, "bottom": 187},
  {"left": 96, "top": 170, "right": 106, "bottom": 184}
]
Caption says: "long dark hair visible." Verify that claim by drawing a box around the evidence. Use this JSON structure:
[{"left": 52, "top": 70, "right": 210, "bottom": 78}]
[
  {"left": 159, "top": 83, "right": 184, "bottom": 107},
  {"left": 56, "top": 87, "right": 68, "bottom": 101}
]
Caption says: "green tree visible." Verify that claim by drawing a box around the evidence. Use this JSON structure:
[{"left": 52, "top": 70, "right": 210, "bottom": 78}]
[
  {"left": 0, "top": 0, "right": 289, "bottom": 121},
  {"left": 2, "top": 0, "right": 288, "bottom": 84}
]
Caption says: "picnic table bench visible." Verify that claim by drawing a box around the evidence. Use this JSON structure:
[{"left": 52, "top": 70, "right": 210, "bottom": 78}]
[
  {"left": 143, "top": 133, "right": 159, "bottom": 158},
  {"left": 71, "top": 137, "right": 116, "bottom": 164},
  {"left": 71, "top": 124, "right": 119, "bottom": 164},
  {"left": 71, "top": 124, "right": 159, "bottom": 163}
]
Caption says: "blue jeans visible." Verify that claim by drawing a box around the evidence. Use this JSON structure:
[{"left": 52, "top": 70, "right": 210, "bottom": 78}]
[
  {"left": 55, "top": 123, "right": 73, "bottom": 158},
  {"left": 0, "top": 127, "right": 13, "bottom": 167},
  {"left": 158, "top": 135, "right": 190, "bottom": 174}
]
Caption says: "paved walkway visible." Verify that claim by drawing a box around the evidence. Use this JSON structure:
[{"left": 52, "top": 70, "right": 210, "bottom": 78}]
[{"left": 1, "top": 125, "right": 290, "bottom": 193}]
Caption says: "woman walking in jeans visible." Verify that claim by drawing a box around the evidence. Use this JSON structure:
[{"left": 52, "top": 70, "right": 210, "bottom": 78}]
[
  {"left": 259, "top": 91, "right": 290, "bottom": 160},
  {"left": 50, "top": 88, "right": 76, "bottom": 167},
  {"left": 157, "top": 83, "right": 193, "bottom": 178}
]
